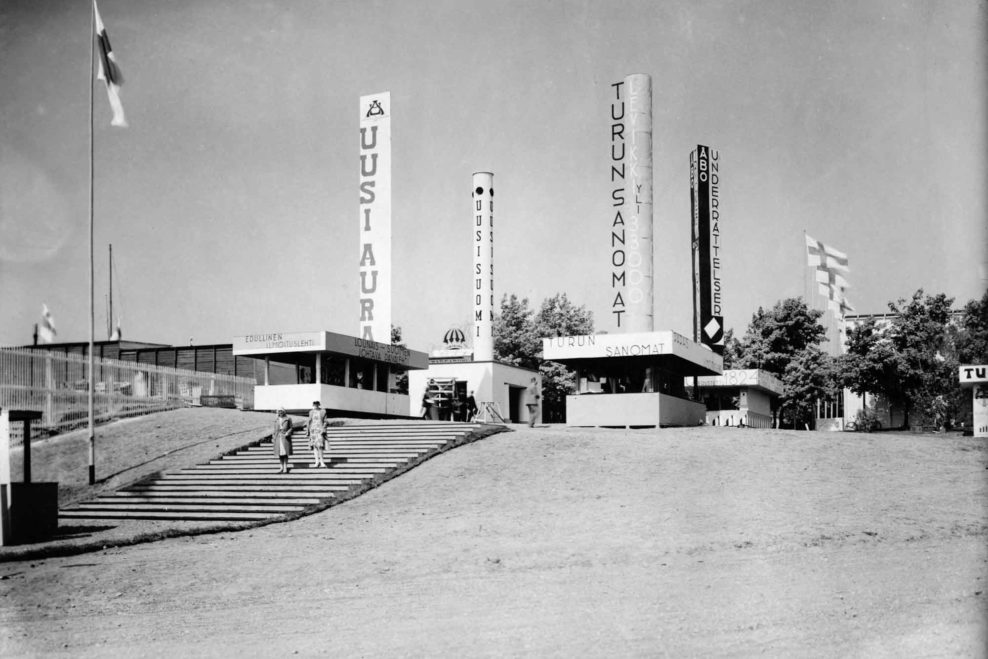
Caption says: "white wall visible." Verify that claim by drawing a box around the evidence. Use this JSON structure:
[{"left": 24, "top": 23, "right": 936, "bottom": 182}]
[
  {"left": 254, "top": 383, "right": 410, "bottom": 417},
  {"left": 409, "top": 362, "right": 540, "bottom": 423}
]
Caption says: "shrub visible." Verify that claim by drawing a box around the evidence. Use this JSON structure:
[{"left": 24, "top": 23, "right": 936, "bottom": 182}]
[{"left": 852, "top": 408, "right": 883, "bottom": 433}]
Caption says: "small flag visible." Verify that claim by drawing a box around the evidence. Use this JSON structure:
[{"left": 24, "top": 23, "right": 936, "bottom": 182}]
[
  {"left": 39, "top": 304, "right": 57, "bottom": 344},
  {"left": 94, "top": 0, "right": 127, "bottom": 127},
  {"left": 805, "top": 234, "right": 849, "bottom": 272},
  {"left": 109, "top": 318, "right": 122, "bottom": 341}
]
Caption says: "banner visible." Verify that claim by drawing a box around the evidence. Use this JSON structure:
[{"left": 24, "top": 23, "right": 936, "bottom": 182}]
[
  {"left": 608, "top": 79, "right": 627, "bottom": 329},
  {"left": 358, "top": 92, "right": 392, "bottom": 343},
  {"left": 690, "top": 145, "right": 723, "bottom": 354}
]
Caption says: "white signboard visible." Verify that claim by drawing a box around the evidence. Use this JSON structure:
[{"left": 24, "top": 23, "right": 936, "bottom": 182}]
[
  {"left": 959, "top": 365, "right": 988, "bottom": 385},
  {"left": 232, "top": 332, "right": 327, "bottom": 355},
  {"left": 359, "top": 91, "right": 392, "bottom": 343},
  {"left": 543, "top": 331, "right": 722, "bottom": 373}
]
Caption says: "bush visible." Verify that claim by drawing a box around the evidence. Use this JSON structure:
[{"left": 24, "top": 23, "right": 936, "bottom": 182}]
[{"left": 850, "top": 408, "right": 883, "bottom": 433}]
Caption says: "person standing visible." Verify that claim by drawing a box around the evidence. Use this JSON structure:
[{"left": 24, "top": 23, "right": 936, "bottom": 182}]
[
  {"left": 465, "top": 390, "right": 478, "bottom": 422},
  {"left": 273, "top": 407, "right": 293, "bottom": 474},
  {"left": 305, "top": 400, "right": 329, "bottom": 468},
  {"left": 526, "top": 377, "right": 540, "bottom": 428},
  {"left": 422, "top": 379, "right": 436, "bottom": 420}
]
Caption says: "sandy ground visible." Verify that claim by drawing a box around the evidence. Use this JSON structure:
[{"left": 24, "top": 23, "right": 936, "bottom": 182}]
[{"left": 1, "top": 423, "right": 986, "bottom": 657}]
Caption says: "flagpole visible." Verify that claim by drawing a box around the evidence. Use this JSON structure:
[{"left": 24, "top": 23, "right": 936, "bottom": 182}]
[{"left": 88, "top": 0, "right": 97, "bottom": 485}]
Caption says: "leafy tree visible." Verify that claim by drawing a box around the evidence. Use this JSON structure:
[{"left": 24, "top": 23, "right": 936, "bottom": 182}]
[
  {"left": 781, "top": 347, "right": 837, "bottom": 429},
  {"left": 839, "top": 289, "right": 958, "bottom": 429},
  {"left": 390, "top": 324, "right": 408, "bottom": 393},
  {"left": 948, "top": 291, "right": 988, "bottom": 429},
  {"left": 732, "top": 298, "right": 829, "bottom": 428},
  {"left": 721, "top": 328, "right": 742, "bottom": 369},
  {"left": 837, "top": 317, "right": 903, "bottom": 426},
  {"left": 492, "top": 292, "right": 594, "bottom": 423},
  {"left": 492, "top": 294, "right": 537, "bottom": 369},
  {"left": 887, "top": 290, "right": 956, "bottom": 428},
  {"left": 734, "top": 298, "right": 827, "bottom": 376},
  {"left": 533, "top": 293, "right": 594, "bottom": 342},
  {"left": 955, "top": 290, "right": 988, "bottom": 365},
  {"left": 532, "top": 294, "right": 594, "bottom": 422}
]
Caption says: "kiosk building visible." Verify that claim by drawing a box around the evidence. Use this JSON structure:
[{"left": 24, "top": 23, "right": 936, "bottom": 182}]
[
  {"left": 542, "top": 331, "right": 721, "bottom": 427},
  {"left": 232, "top": 330, "right": 427, "bottom": 416}
]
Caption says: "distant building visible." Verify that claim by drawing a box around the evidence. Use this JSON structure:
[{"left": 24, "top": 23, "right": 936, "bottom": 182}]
[{"left": 689, "top": 369, "right": 783, "bottom": 428}]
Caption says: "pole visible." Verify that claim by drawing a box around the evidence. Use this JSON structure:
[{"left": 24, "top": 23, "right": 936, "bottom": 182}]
[
  {"left": 88, "top": 1, "right": 97, "bottom": 485},
  {"left": 108, "top": 243, "right": 113, "bottom": 340}
]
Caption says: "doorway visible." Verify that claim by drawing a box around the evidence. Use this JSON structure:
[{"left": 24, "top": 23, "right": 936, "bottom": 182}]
[{"left": 508, "top": 385, "right": 525, "bottom": 423}]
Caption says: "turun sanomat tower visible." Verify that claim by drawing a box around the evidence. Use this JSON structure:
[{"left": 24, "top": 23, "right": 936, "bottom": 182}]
[{"left": 543, "top": 73, "right": 723, "bottom": 427}]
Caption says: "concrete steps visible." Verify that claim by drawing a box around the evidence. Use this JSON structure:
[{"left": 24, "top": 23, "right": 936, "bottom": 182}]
[{"left": 60, "top": 422, "right": 491, "bottom": 522}]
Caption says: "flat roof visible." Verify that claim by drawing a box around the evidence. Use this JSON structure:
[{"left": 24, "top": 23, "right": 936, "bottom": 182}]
[
  {"left": 232, "top": 330, "right": 429, "bottom": 369},
  {"left": 542, "top": 331, "right": 722, "bottom": 377},
  {"left": 691, "top": 369, "right": 784, "bottom": 396}
]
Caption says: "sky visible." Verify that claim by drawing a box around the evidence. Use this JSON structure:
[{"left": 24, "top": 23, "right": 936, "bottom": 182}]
[{"left": 1, "top": 0, "right": 985, "bottom": 354}]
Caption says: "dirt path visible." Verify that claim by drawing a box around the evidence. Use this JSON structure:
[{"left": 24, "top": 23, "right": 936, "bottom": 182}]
[{"left": 1, "top": 426, "right": 986, "bottom": 656}]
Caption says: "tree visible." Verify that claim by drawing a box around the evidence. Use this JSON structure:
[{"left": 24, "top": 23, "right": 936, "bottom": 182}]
[
  {"left": 721, "top": 328, "right": 742, "bottom": 369},
  {"left": 955, "top": 290, "right": 988, "bottom": 365},
  {"left": 949, "top": 291, "right": 988, "bottom": 429},
  {"left": 732, "top": 298, "right": 830, "bottom": 428},
  {"left": 887, "top": 290, "right": 956, "bottom": 428},
  {"left": 492, "top": 294, "right": 538, "bottom": 369},
  {"left": 532, "top": 294, "right": 594, "bottom": 423},
  {"left": 390, "top": 324, "right": 408, "bottom": 394},
  {"left": 781, "top": 347, "right": 837, "bottom": 429},
  {"left": 837, "top": 317, "right": 903, "bottom": 426},
  {"left": 839, "top": 289, "right": 958, "bottom": 429},
  {"left": 492, "top": 292, "right": 594, "bottom": 423},
  {"left": 734, "top": 298, "right": 827, "bottom": 376}
]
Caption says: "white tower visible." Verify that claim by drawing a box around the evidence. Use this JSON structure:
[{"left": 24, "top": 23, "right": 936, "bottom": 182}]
[{"left": 472, "top": 172, "right": 494, "bottom": 361}]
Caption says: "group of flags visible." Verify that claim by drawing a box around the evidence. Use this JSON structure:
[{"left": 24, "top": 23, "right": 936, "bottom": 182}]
[
  {"left": 805, "top": 234, "right": 854, "bottom": 318},
  {"left": 36, "top": 304, "right": 121, "bottom": 344}
]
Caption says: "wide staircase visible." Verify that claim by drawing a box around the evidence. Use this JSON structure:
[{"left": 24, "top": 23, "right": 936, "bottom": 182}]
[{"left": 60, "top": 422, "right": 497, "bottom": 523}]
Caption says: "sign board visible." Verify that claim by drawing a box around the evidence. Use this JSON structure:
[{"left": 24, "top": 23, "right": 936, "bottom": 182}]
[
  {"left": 959, "top": 365, "right": 988, "bottom": 438},
  {"left": 234, "top": 330, "right": 428, "bottom": 369},
  {"left": 232, "top": 331, "right": 326, "bottom": 355},
  {"left": 543, "top": 331, "right": 722, "bottom": 373},
  {"left": 690, "top": 144, "right": 723, "bottom": 354},
  {"left": 608, "top": 79, "right": 627, "bottom": 329},
  {"left": 359, "top": 91, "right": 392, "bottom": 343},
  {"left": 693, "top": 369, "right": 783, "bottom": 395},
  {"left": 958, "top": 365, "right": 988, "bottom": 385}
]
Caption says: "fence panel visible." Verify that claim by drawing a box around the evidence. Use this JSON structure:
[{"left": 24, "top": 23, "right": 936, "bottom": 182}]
[{"left": 0, "top": 347, "right": 255, "bottom": 438}]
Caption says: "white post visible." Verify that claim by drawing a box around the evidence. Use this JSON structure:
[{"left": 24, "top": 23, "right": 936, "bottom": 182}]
[{"left": 0, "top": 410, "right": 11, "bottom": 545}]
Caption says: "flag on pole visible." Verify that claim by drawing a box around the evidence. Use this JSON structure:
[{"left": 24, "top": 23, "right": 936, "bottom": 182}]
[
  {"left": 94, "top": 0, "right": 127, "bottom": 127},
  {"left": 807, "top": 234, "right": 854, "bottom": 319},
  {"left": 39, "top": 304, "right": 57, "bottom": 343},
  {"left": 805, "top": 234, "right": 849, "bottom": 272},
  {"left": 109, "top": 318, "right": 122, "bottom": 341}
]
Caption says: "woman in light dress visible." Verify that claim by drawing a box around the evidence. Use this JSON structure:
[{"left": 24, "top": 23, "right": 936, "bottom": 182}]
[{"left": 305, "top": 400, "right": 329, "bottom": 468}]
